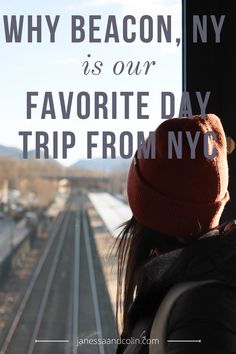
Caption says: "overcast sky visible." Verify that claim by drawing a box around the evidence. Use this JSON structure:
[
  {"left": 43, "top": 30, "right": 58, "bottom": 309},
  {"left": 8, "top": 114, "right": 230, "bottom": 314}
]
[{"left": 0, "top": 0, "right": 182, "bottom": 165}]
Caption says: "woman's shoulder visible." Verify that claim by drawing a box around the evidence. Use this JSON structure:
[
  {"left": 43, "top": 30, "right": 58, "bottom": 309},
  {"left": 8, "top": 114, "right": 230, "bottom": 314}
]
[
  {"left": 165, "top": 282, "right": 236, "bottom": 352},
  {"left": 145, "top": 223, "right": 236, "bottom": 285},
  {"left": 168, "top": 281, "right": 236, "bottom": 330},
  {"left": 126, "top": 225, "right": 236, "bottom": 333}
]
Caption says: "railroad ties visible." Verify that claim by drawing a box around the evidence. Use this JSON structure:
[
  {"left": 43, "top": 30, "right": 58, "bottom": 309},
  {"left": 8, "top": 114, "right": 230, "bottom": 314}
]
[{"left": 0, "top": 191, "right": 117, "bottom": 354}]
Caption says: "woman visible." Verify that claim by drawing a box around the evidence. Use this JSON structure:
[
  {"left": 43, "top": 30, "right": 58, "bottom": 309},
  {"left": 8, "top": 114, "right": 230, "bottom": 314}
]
[{"left": 116, "top": 114, "right": 236, "bottom": 353}]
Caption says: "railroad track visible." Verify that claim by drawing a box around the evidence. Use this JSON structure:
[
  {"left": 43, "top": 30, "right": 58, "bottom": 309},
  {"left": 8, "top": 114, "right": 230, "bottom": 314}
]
[{"left": 0, "top": 191, "right": 116, "bottom": 354}]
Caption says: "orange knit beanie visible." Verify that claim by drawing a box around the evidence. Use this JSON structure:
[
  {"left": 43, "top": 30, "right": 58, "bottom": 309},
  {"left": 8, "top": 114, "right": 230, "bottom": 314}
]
[{"left": 127, "top": 114, "right": 229, "bottom": 239}]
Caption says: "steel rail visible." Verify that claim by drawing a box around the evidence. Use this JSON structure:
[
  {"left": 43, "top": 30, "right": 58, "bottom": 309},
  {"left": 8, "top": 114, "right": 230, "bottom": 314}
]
[
  {"left": 26, "top": 210, "right": 71, "bottom": 354},
  {"left": 82, "top": 208, "right": 105, "bottom": 354},
  {"left": 0, "top": 204, "right": 70, "bottom": 354}
]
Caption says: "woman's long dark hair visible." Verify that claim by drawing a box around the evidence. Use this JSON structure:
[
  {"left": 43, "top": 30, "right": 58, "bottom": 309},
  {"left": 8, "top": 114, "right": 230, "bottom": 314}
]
[{"left": 115, "top": 216, "right": 187, "bottom": 336}]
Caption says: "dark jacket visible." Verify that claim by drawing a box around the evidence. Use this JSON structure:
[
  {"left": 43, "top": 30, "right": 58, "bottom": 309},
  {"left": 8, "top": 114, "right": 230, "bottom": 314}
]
[{"left": 117, "top": 224, "right": 236, "bottom": 354}]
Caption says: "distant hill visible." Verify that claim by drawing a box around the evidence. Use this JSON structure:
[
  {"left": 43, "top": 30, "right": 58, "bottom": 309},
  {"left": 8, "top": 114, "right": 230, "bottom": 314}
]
[
  {"left": 0, "top": 144, "right": 130, "bottom": 172},
  {"left": 0, "top": 145, "right": 22, "bottom": 159},
  {"left": 72, "top": 157, "right": 131, "bottom": 172},
  {"left": 0, "top": 145, "right": 60, "bottom": 165}
]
